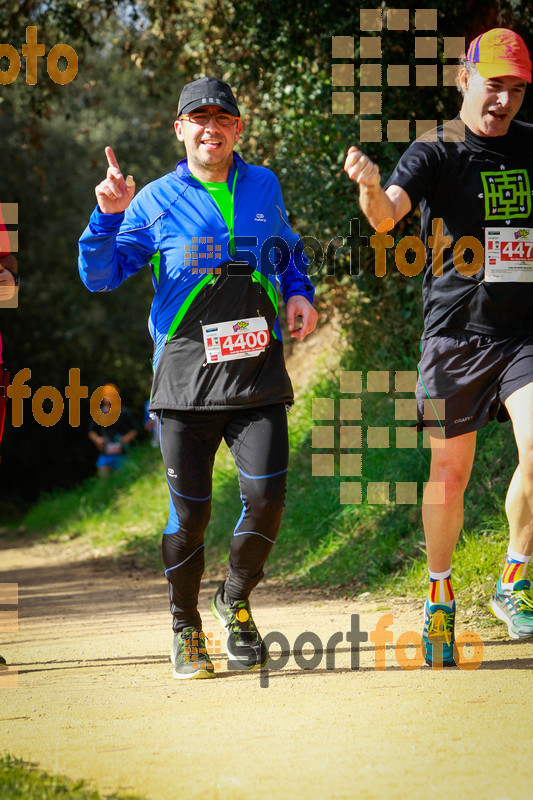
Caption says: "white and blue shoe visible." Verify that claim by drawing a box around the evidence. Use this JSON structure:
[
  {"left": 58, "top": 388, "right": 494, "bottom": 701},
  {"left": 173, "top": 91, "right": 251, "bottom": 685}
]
[{"left": 489, "top": 579, "right": 533, "bottom": 639}]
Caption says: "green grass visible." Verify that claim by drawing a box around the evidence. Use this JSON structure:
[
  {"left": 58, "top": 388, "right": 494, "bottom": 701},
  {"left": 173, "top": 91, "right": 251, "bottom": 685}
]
[
  {"left": 0, "top": 754, "right": 142, "bottom": 800},
  {"left": 3, "top": 278, "right": 516, "bottom": 623}
]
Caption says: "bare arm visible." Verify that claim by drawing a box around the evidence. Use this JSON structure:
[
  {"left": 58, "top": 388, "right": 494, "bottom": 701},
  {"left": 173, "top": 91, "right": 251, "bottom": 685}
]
[
  {"left": 344, "top": 146, "right": 411, "bottom": 230},
  {"left": 88, "top": 431, "right": 106, "bottom": 451},
  {"left": 120, "top": 429, "right": 138, "bottom": 446}
]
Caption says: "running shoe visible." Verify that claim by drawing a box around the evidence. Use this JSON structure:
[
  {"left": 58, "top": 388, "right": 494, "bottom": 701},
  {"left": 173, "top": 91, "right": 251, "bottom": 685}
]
[
  {"left": 422, "top": 598, "right": 456, "bottom": 667},
  {"left": 170, "top": 627, "right": 215, "bottom": 680},
  {"left": 211, "top": 581, "right": 268, "bottom": 670},
  {"left": 489, "top": 578, "right": 533, "bottom": 639}
]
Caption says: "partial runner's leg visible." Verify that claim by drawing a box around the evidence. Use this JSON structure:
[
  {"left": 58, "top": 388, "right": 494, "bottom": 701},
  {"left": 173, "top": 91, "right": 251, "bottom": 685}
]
[
  {"left": 224, "top": 403, "right": 288, "bottom": 600},
  {"left": 504, "top": 382, "right": 533, "bottom": 558},
  {"left": 422, "top": 431, "right": 477, "bottom": 572},
  {"left": 489, "top": 382, "right": 533, "bottom": 639},
  {"left": 210, "top": 403, "right": 288, "bottom": 670},
  {"left": 422, "top": 430, "right": 477, "bottom": 666},
  {"left": 159, "top": 410, "right": 225, "bottom": 632}
]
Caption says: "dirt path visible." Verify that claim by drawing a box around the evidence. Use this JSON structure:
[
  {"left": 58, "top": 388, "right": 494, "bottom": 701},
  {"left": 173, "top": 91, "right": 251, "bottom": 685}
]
[{"left": 1, "top": 540, "right": 532, "bottom": 800}]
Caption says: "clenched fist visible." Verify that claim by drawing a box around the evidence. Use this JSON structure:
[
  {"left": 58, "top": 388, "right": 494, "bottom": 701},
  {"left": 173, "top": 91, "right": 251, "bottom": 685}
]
[
  {"left": 344, "top": 146, "right": 381, "bottom": 188},
  {"left": 95, "top": 146, "right": 136, "bottom": 215}
]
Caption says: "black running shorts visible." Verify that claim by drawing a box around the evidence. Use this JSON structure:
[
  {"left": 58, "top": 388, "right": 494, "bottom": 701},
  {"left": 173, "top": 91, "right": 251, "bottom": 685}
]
[{"left": 416, "top": 334, "right": 533, "bottom": 439}]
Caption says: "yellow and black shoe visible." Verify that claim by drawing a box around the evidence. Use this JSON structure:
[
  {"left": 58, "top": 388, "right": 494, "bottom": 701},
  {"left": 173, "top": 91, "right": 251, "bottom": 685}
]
[
  {"left": 211, "top": 581, "right": 268, "bottom": 671},
  {"left": 170, "top": 627, "right": 215, "bottom": 680}
]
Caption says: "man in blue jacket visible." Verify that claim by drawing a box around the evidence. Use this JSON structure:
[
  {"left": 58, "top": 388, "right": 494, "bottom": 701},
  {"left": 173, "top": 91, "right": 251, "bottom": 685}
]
[{"left": 79, "top": 77, "right": 317, "bottom": 679}]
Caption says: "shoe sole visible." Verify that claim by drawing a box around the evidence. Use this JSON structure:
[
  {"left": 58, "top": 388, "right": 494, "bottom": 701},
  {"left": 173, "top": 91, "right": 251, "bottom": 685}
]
[
  {"left": 488, "top": 598, "right": 533, "bottom": 640},
  {"left": 173, "top": 669, "right": 215, "bottom": 680},
  {"left": 210, "top": 599, "right": 268, "bottom": 671},
  {"left": 170, "top": 648, "right": 215, "bottom": 679}
]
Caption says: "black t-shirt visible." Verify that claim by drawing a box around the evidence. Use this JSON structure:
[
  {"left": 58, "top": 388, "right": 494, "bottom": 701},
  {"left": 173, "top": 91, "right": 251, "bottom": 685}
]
[
  {"left": 88, "top": 407, "right": 139, "bottom": 452},
  {"left": 386, "top": 118, "right": 533, "bottom": 337}
]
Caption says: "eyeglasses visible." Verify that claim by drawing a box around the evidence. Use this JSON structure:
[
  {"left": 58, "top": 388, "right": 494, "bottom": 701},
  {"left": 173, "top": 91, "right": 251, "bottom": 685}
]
[{"left": 179, "top": 111, "right": 239, "bottom": 127}]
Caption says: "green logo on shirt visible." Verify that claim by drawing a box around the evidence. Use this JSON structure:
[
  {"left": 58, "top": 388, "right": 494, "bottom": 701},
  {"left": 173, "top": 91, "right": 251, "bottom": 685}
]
[{"left": 481, "top": 169, "right": 531, "bottom": 220}]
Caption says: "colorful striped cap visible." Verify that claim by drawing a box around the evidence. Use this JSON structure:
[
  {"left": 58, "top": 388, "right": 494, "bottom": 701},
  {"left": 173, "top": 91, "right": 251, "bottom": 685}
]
[{"left": 466, "top": 28, "right": 532, "bottom": 83}]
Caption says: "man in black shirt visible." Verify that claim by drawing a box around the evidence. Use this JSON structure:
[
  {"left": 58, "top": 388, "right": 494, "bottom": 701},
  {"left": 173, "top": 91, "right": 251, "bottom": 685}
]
[
  {"left": 345, "top": 28, "right": 533, "bottom": 665},
  {"left": 88, "top": 385, "right": 139, "bottom": 477}
]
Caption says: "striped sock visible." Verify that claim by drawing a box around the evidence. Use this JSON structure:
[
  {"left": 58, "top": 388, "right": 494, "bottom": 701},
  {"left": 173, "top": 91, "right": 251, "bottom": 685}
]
[
  {"left": 500, "top": 548, "right": 530, "bottom": 590},
  {"left": 428, "top": 568, "right": 455, "bottom": 608}
]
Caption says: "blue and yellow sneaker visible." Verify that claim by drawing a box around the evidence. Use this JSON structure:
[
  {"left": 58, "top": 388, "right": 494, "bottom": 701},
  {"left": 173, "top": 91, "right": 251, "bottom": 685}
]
[
  {"left": 422, "top": 598, "right": 456, "bottom": 667},
  {"left": 489, "top": 579, "right": 533, "bottom": 639}
]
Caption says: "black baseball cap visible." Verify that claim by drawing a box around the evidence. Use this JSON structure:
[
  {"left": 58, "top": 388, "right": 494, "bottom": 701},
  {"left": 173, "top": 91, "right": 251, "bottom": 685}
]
[{"left": 177, "top": 77, "right": 240, "bottom": 117}]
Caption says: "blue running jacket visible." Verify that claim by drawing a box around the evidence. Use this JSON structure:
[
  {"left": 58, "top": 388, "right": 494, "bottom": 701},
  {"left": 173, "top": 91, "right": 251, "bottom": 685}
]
[{"left": 79, "top": 154, "right": 315, "bottom": 410}]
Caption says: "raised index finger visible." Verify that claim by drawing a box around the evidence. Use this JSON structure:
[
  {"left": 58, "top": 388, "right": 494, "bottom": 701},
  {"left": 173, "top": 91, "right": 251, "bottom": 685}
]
[{"left": 105, "top": 146, "right": 121, "bottom": 172}]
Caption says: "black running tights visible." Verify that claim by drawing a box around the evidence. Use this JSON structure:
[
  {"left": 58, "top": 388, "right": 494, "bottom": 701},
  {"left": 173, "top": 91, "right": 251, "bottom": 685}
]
[{"left": 159, "top": 404, "right": 288, "bottom": 632}]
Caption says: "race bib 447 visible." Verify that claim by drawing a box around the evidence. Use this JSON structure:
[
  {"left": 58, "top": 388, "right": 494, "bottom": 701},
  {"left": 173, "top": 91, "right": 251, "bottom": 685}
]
[{"left": 485, "top": 227, "right": 533, "bottom": 282}]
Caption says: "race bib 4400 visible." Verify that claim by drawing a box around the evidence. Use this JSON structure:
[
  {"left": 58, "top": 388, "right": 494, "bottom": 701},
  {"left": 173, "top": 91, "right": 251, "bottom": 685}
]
[{"left": 202, "top": 317, "right": 270, "bottom": 363}]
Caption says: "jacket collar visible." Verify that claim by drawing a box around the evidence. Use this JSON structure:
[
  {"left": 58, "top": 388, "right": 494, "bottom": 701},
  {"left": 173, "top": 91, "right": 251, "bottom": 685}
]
[{"left": 174, "top": 152, "right": 247, "bottom": 189}]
